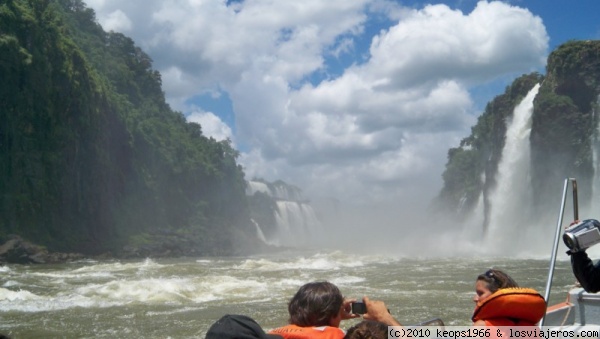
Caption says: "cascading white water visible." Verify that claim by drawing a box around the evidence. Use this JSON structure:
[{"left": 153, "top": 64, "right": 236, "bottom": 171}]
[
  {"left": 485, "top": 84, "right": 540, "bottom": 253},
  {"left": 251, "top": 219, "right": 268, "bottom": 243},
  {"left": 247, "top": 180, "right": 321, "bottom": 246},
  {"left": 274, "top": 201, "right": 321, "bottom": 245},
  {"left": 246, "top": 181, "right": 271, "bottom": 196}
]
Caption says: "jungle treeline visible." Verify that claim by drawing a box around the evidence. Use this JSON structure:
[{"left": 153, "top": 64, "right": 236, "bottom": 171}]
[{"left": 0, "top": 0, "right": 257, "bottom": 256}]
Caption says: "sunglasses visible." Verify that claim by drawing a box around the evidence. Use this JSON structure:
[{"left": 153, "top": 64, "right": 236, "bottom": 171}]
[{"left": 484, "top": 269, "right": 499, "bottom": 285}]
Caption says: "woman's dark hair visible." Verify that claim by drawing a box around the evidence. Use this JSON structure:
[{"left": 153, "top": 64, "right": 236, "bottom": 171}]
[
  {"left": 288, "top": 281, "right": 344, "bottom": 327},
  {"left": 344, "top": 320, "right": 388, "bottom": 339},
  {"left": 477, "top": 268, "right": 518, "bottom": 293}
]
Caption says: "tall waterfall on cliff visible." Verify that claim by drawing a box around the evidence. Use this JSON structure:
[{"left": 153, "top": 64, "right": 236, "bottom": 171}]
[
  {"left": 246, "top": 181, "right": 321, "bottom": 246},
  {"left": 485, "top": 84, "right": 540, "bottom": 250}
]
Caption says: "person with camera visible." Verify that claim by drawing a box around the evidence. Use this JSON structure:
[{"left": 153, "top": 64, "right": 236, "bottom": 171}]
[
  {"left": 358, "top": 296, "right": 402, "bottom": 327},
  {"left": 569, "top": 251, "right": 600, "bottom": 292},
  {"left": 267, "top": 281, "right": 357, "bottom": 339},
  {"left": 267, "top": 281, "right": 402, "bottom": 339},
  {"left": 565, "top": 219, "right": 600, "bottom": 293}
]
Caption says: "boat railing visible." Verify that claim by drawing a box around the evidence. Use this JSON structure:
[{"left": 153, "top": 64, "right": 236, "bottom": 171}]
[{"left": 541, "top": 178, "right": 578, "bottom": 327}]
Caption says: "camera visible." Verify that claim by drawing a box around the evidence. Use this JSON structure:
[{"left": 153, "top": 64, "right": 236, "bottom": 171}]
[
  {"left": 351, "top": 301, "right": 367, "bottom": 314},
  {"left": 563, "top": 219, "right": 600, "bottom": 252}
]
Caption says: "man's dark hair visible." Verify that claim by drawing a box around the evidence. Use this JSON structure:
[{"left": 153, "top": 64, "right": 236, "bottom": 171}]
[
  {"left": 344, "top": 320, "right": 388, "bottom": 339},
  {"left": 288, "top": 281, "right": 343, "bottom": 327}
]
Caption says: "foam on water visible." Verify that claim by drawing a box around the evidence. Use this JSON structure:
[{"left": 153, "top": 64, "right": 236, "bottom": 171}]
[
  {"left": 1, "top": 280, "right": 19, "bottom": 288},
  {"left": 28, "top": 270, "right": 117, "bottom": 280},
  {"left": 196, "top": 276, "right": 272, "bottom": 301},
  {"left": 235, "top": 251, "right": 398, "bottom": 273},
  {"left": 273, "top": 278, "right": 311, "bottom": 287},
  {"left": 0, "top": 251, "right": 577, "bottom": 337},
  {"left": 0, "top": 287, "right": 41, "bottom": 301},
  {"left": 71, "top": 257, "right": 163, "bottom": 274},
  {"left": 329, "top": 276, "right": 366, "bottom": 285},
  {"left": 75, "top": 278, "right": 198, "bottom": 303},
  {"left": 234, "top": 256, "right": 351, "bottom": 271}
]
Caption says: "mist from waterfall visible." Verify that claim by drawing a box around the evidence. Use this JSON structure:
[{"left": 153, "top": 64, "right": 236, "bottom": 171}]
[
  {"left": 360, "top": 83, "right": 548, "bottom": 258},
  {"left": 484, "top": 84, "right": 540, "bottom": 254},
  {"left": 244, "top": 84, "right": 559, "bottom": 257}
]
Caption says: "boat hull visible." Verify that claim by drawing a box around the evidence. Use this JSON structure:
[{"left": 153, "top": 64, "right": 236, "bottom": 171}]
[{"left": 545, "top": 288, "right": 600, "bottom": 327}]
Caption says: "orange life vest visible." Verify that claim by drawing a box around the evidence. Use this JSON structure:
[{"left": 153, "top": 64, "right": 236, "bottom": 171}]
[
  {"left": 268, "top": 324, "right": 345, "bottom": 339},
  {"left": 472, "top": 287, "right": 546, "bottom": 326}
]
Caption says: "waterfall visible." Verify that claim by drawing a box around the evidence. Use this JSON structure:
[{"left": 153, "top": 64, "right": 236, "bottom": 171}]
[
  {"left": 246, "top": 180, "right": 321, "bottom": 247},
  {"left": 251, "top": 219, "right": 268, "bottom": 243},
  {"left": 485, "top": 84, "right": 540, "bottom": 251},
  {"left": 246, "top": 181, "right": 271, "bottom": 196},
  {"left": 274, "top": 201, "right": 320, "bottom": 245}
]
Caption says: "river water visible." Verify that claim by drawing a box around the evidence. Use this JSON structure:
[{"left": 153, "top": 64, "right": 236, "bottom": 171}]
[{"left": 0, "top": 249, "right": 577, "bottom": 338}]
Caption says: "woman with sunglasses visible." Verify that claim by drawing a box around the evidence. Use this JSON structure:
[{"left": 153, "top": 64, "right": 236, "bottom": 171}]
[{"left": 471, "top": 269, "right": 546, "bottom": 327}]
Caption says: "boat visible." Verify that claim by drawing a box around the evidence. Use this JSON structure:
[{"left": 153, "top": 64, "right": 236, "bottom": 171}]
[
  {"left": 544, "top": 288, "right": 600, "bottom": 328},
  {"left": 416, "top": 178, "right": 600, "bottom": 331},
  {"left": 539, "top": 178, "right": 600, "bottom": 330}
]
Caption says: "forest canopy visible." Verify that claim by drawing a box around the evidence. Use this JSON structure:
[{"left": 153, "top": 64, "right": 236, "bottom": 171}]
[{"left": 0, "top": 0, "right": 256, "bottom": 256}]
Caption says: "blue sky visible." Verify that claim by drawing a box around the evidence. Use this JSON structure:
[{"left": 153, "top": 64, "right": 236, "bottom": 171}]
[{"left": 86, "top": 0, "right": 600, "bottom": 215}]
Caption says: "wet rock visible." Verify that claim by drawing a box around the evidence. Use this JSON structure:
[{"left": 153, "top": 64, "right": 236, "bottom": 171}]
[{"left": 0, "top": 235, "right": 83, "bottom": 264}]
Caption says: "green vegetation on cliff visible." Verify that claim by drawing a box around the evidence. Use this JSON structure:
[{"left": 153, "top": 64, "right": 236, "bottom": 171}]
[
  {"left": 530, "top": 41, "right": 600, "bottom": 214},
  {"left": 0, "top": 0, "right": 254, "bottom": 255},
  {"left": 436, "top": 40, "right": 600, "bottom": 227}
]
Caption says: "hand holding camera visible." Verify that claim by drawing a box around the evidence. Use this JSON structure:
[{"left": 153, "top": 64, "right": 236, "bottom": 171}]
[
  {"left": 348, "top": 297, "right": 401, "bottom": 326},
  {"left": 350, "top": 301, "right": 367, "bottom": 314},
  {"left": 563, "top": 219, "right": 600, "bottom": 253}
]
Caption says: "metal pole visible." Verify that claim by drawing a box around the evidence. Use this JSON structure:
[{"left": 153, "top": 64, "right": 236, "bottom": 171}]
[
  {"left": 573, "top": 180, "right": 578, "bottom": 221},
  {"left": 540, "top": 178, "right": 577, "bottom": 327}
]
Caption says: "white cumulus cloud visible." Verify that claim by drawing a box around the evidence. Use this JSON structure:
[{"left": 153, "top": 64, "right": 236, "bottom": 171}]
[
  {"left": 186, "top": 111, "right": 234, "bottom": 143},
  {"left": 86, "top": 0, "right": 549, "bottom": 215}
]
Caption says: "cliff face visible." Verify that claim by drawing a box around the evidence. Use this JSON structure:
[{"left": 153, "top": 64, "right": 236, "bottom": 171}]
[
  {"left": 436, "top": 40, "right": 600, "bottom": 227},
  {"left": 0, "top": 0, "right": 254, "bottom": 256},
  {"left": 530, "top": 41, "right": 600, "bottom": 216}
]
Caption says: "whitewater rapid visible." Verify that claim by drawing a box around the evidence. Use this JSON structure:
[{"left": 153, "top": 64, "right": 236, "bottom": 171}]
[{"left": 0, "top": 250, "right": 575, "bottom": 338}]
